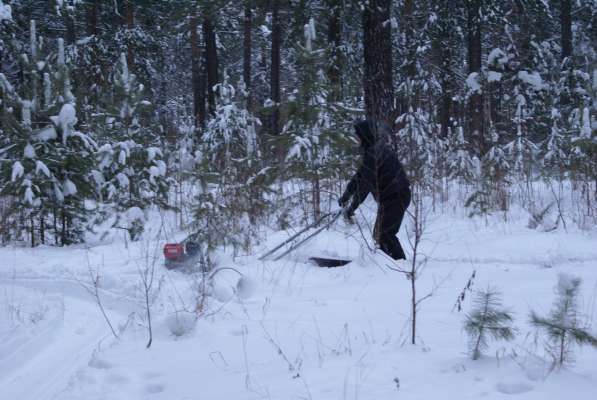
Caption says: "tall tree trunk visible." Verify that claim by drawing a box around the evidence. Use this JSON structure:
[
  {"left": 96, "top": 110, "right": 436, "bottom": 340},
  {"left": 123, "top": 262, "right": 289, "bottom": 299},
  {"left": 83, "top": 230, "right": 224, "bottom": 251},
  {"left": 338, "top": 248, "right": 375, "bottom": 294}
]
[
  {"left": 53, "top": 209, "right": 58, "bottom": 245},
  {"left": 124, "top": 0, "right": 135, "bottom": 71},
  {"left": 270, "top": 0, "right": 281, "bottom": 136},
  {"left": 64, "top": 8, "right": 76, "bottom": 45},
  {"left": 513, "top": 0, "right": 530, "bottom": 68},
  {"left": 0, "top": 39, "right": 3, "bottom": 132},
  {"left": 203, "top": 16, "right": 219, "bottom": 116},
  {"left": 466, "top": 0, "right": 484, "bottom": 156},
  {"left": 363, "top": 0, "right": 394, "bottom": 127},
  {"left": 434, "top": 2, "right": 454, "bottom": 137},
  {"left": 326, "top": 0, "right": 342, "bottom": 102},
  {"left": 86, "top": 0, "right": 99, "bottom": 37},
  {"left": 243, "top": 1, "right": 252, "bottom": 111},
  {"left": 257, "top": 6, "right": 269, "bottom": 109},
  {"left": 312, "top": 174, "right": 321, "bottom": 221},
  {"left": 402, "top": 0, "right": 416, "bottom": 77},
  {"left": 40, "top": 213, "right": 45, "bottom": 245},
  {"left": 61, "top": 208, "right": 66, "bottom": 247},
  {"left": 394, "top": 0, "right": 419, "bottom": 119},
  {"left": 560, "top": 0, "right": 573, "bottom": 108},
  {"left": 30, "top": 215, "right": 35, "bottom": 248},
  {"left": 439, "top": 78, "right": 453, "bottom": 137},
  {"left": 190, "top": 9, "right": 205, "bottom": 131},
  {"left": 198, "top": 54, "right": 207, "bottom": 128},
  {"left": 560, "top": 0, "right": 572, "bottom": 61}
]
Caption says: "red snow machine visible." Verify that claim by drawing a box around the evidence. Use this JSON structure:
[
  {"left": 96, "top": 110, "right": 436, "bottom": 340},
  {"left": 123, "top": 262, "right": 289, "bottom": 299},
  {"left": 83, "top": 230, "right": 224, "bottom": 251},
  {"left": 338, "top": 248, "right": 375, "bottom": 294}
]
[{"left": 163, "top": 236, "right": 201, "bottom": 270}]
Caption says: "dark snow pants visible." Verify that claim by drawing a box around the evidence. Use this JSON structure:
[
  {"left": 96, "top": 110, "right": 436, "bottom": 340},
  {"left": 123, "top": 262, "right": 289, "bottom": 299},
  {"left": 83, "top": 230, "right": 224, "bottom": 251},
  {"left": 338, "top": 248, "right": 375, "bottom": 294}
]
[{"left": 374, "top": 189, "right": 411, "bottom": 260}]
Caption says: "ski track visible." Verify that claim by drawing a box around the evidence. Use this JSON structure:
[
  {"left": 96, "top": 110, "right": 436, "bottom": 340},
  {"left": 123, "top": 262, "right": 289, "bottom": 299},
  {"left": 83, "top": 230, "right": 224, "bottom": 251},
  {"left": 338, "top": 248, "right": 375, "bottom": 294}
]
[{"left": 0, "top": 279, "right": 131, "bottom": 400}]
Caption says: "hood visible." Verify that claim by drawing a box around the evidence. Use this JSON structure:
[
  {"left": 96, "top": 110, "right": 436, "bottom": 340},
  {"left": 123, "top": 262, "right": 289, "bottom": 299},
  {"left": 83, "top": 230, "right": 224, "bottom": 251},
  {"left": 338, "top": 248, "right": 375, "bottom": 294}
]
[{"left": 354, "top": 120, "right": 375, "bottom": 148}]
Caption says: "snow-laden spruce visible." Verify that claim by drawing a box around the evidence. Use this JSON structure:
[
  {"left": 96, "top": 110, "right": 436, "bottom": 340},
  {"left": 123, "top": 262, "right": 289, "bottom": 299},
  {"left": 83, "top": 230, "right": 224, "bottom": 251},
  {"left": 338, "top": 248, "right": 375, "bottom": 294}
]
[
  {"left": 93, "top": 53, "right": 169, "bottom": 241},
  {"left": 0, "top": 23, "right": 96, "bottom": 245}
]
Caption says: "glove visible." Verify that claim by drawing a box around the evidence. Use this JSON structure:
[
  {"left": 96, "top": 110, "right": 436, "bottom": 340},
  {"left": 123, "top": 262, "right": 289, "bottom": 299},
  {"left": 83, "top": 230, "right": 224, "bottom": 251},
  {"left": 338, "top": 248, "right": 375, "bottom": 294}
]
[
  {"left": 342, "top": 206, "right": 355, "bottom": 224},
  {"left": 338, "top": 193, "right": 350, "bottom": 208}
]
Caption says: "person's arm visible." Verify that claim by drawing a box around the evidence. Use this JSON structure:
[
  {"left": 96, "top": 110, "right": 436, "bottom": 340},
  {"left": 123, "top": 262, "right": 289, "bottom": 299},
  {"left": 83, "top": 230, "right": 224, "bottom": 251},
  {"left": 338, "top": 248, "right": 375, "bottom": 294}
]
[
  {"left": 339, "top": 170, "right": 360, "bottom": 207},
  {"left": 345, "top": 152, "right": 374, "bottom": 215},
  {"left": 346, "top": 169, "right": 369, "bottom": 216}
]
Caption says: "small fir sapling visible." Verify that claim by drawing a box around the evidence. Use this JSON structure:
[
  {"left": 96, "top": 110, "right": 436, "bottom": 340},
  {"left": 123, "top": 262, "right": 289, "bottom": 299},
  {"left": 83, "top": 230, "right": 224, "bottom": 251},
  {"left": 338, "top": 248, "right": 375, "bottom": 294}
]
[
  {"left": 530, "top": 273, "right": 597, "bottom": 367},
  {"left": 464, "top": 288, "right": 515, "bottom": 360}
]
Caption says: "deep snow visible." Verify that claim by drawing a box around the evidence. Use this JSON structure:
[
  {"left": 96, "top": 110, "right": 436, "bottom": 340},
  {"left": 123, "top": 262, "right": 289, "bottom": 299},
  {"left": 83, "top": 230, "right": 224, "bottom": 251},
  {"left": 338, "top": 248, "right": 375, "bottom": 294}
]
[{"left": 1, "top": 197, "right": 597, "bottom": 399}]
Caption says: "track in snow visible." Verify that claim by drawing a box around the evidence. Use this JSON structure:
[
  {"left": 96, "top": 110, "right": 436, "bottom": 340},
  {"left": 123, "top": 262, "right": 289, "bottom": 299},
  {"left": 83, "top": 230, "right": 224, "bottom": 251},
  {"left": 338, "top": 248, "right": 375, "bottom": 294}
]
[{"left": 0, "top": 279, "right": 132, "bottom": 400}]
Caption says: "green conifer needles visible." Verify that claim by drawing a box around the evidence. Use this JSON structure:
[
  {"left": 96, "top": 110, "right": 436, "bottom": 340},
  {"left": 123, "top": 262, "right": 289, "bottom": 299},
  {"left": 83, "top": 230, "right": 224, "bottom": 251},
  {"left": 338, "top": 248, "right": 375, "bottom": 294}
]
[{"left": 464, "top": 288, "right": 515, "bottom": 360}]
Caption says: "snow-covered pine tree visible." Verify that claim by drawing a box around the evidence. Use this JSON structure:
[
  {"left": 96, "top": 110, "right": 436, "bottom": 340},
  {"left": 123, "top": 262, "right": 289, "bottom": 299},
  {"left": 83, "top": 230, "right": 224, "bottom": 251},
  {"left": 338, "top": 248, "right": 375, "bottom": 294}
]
[
  {"left": 396, "top": 107, "right": 434, "bottom": 190},
  {"left": 0, "top": 21, "right": 56, "bottom": 245},
  {"left": 530, "top": 273, "right": 597, "bottom": 367},
  {"left": 283, "top": 18, "right": 340, "bottom": 221},
  {"left": 72, "top": 33, "right": 112, "bottom": 128},
  {"left": 193, "top": 71, "right": 268, "bottom": 252},
  {"left": 0, "top": 23, "right": 95, "bottom": 246},
  {"left": 569, "top": 103, "right": 596, "bottom": 211},
  {"left": 95, "top": 53, "right": 168, "bottom": 240},
  {"left": 525, "top": 28, "right": 571, "bottom": 182},
  {"left": 46, "top": 38, "right": 98, "bottom": 246},
  {"left": 203, "top": 72, "right": 261, "bottom": 173},
  {"left": 394, "top": 4, "right": 438, "bottom": 191},
  {"left": 555, "top": 24, "right": 594, "bottom": 214},
  {"left": 0, "top": 71, "right": 44, "bottom": 244},
  {"left": 504, "top": 93, "right": 538, "bottom": 180},
  {"left": 447, "top": 126, "right": 476, "bottom": 184},
  {"left": 500, "top": 64, "right": 544, "bottom": 192},
  {"left": 464, "top": 288, "right": 515, "bottom": 360},
  {"left": 541, "top": 108, "right": 569, "bottom": 178},
  {"left": 467, "top": 124, "right": 510, "bottom": 217}
]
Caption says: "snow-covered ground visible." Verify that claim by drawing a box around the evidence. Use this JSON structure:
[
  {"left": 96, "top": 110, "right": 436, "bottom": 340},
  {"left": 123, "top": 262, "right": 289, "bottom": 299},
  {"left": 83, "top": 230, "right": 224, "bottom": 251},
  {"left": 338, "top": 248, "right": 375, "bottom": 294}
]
[{"left": 1, "top": 198, "right": 597, "bottom": 399}]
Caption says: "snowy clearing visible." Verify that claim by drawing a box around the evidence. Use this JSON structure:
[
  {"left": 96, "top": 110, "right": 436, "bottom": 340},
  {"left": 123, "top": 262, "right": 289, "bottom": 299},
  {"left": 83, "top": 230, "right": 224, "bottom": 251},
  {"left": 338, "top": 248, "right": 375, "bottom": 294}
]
[{"left": 1, "top": 201, "right": 596, "bottom": 400}]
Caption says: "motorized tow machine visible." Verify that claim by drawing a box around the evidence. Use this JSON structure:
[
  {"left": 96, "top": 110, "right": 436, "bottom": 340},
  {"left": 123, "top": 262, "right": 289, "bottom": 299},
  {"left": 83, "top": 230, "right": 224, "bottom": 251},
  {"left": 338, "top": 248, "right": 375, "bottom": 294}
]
[{"left": 163, "top": 236, "right": 201, "bottom": 270}]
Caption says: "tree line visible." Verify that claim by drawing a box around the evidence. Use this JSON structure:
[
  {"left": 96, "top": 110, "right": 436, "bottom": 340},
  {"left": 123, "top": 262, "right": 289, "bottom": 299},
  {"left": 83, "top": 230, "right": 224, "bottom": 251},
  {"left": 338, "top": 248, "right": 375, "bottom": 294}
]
[{"left": 0, "top": 0, "right": 595, "bottom": 247}]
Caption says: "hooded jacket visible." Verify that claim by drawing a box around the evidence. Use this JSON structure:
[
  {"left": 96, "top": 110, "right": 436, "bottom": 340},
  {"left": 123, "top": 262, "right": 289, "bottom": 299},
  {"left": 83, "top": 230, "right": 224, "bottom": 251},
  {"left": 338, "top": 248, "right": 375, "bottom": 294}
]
[{"left": 342, "top": 120, "right": 410, "bottom": 214}]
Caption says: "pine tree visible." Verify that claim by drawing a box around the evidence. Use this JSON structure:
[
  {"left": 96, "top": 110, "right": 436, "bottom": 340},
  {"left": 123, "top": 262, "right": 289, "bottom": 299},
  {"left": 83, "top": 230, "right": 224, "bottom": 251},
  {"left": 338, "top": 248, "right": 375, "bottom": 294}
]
[
  {"left": 464, "top": 288, "right": 515, "bottom": 360},
  {"left": 447, "top": 126, "right": 476, "bottom": 184},
  {"left": 530, "top": 273, "right": 597, "bottom": 367},
  {"left": 283, "top": 18, "right": 340, "bottom": 221},
  {"left": 95, "top": 53, "right": 168, "bottom": 240},
  {"left": 541, "top": 108, "right": 569, "bottom": 177},
  {"left": 203, "top": 72, "right": 261, "bottom": 172},
  {"left": 47, "top": 39, "right": 97, "bottom": 246},
  {"left": 468, "top": 125, "right": 510, "bottom": 215},
  {"left": 504, "top": 96, "right": 538, "bottom": 179},
  {"left": 396, "top": 108, "right": 433, "bottom": 188},
  {"left": 570, "top": 105, "right": 596, "bottom": 184},
  {"left": 199, "top": 71, "right": 269, "bottom": 236},
  {"left": 393, "top": 0, "right": 440, "bottom": 189},
  {"left": 0, "top": 24, "right": 95, "bottom": 246},
  {"left": 0, "top": 71, "right": 44, "bottom": 244}
]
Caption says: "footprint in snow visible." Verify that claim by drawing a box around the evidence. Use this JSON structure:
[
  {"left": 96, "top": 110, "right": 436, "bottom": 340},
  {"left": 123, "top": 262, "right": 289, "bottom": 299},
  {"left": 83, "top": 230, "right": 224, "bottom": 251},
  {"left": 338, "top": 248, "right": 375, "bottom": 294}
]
[
  {"left": 146, "top": 383, "right": 165, "bottom": 394},
  {"left": 495, "top": 381, "right": 533, "bottom": 395},
  {"left": 143, "top": 371, "right": 162, "bottom": 379},
  {"left": 106, "top": 373, "right": 130, "bottom": 384},
  {"left": 88, "top": 356, "right": 114, "bottom": 370},
  {"left": 524, "top": 366, "right": 545, "bottom": 382}
]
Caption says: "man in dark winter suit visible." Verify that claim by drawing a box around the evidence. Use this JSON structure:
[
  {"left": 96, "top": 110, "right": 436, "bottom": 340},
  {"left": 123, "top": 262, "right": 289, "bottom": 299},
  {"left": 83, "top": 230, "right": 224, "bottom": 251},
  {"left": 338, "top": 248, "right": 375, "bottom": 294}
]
[{"left": 338, "top": 120, "right": 411, "bottom": 260}]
